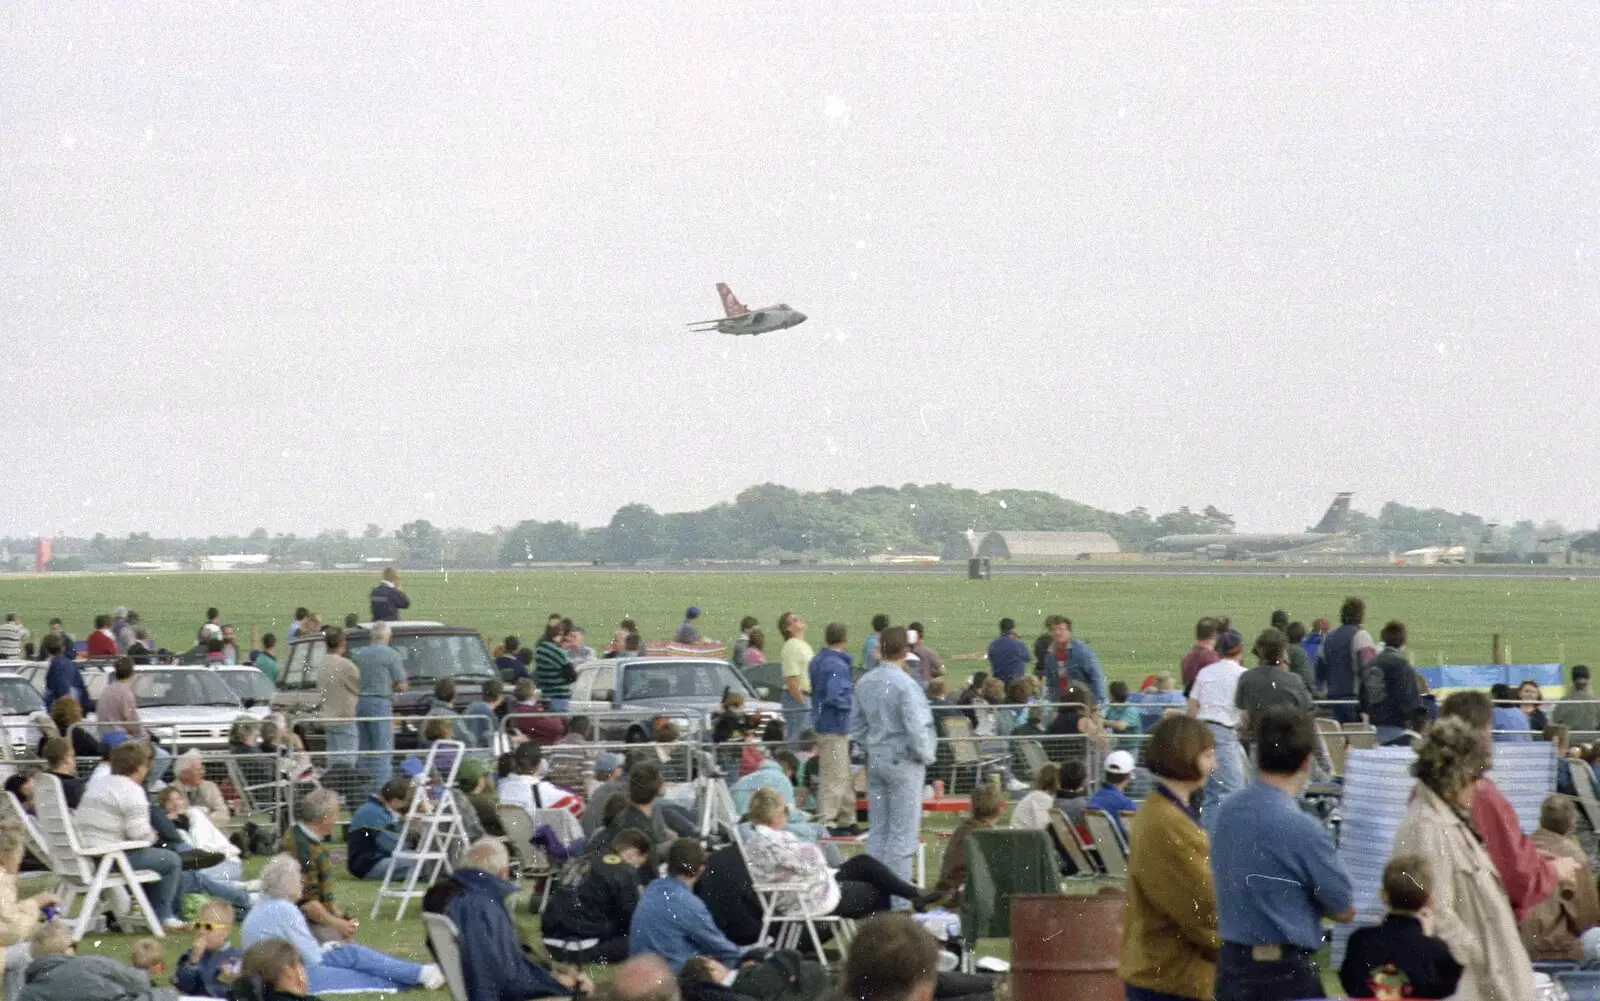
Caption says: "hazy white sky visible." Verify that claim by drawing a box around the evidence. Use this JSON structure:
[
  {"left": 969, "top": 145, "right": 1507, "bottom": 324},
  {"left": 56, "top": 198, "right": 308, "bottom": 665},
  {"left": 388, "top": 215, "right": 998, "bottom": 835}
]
[{"left": 3, "top": 2, "right": 1597, "bottom": 538}]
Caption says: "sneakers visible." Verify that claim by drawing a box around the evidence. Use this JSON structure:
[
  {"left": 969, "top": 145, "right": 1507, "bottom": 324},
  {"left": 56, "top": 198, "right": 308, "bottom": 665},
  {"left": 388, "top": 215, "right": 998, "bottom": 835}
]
[
  {"left": 826, "top": 824, "right": 865, "bottom": 837},
  {"left": 419, "top": 965, "right": 446, "bottom": 991},
  {"left": 241, "top": 879, "right": 264, "bottom": 892},
  {"left": 162, "top": 917, "right": 189, "bottom": 931}
]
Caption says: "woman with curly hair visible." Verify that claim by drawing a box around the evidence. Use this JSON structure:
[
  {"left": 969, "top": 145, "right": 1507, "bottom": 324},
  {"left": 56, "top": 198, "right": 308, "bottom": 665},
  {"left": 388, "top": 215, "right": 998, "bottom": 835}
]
[{"left": 1390, "top": 716, "right": 1533, "bottom": 1001}]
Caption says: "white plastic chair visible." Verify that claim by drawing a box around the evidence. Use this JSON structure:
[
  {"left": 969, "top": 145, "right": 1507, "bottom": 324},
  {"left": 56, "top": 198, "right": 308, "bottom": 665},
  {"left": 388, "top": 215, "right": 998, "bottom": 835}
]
[
  {"left": 33, "top": 774, "right": 165, "bottom": 939},
  {"left": 0, "top": 791, "right": 53, "bottom": 873},
  {"left": 422, "top": 913, "right": 469, "bottom": 1001},
  {"left": 495, "top": 802, "right": 556, "bottom": 912}
]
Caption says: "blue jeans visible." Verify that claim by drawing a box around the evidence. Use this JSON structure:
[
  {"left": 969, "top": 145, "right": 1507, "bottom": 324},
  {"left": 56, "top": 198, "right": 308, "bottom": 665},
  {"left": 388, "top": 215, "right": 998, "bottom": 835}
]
[
  {"left": 324, "top": 722, "right": 358, "bottom": 771},
  {"left": 360, "top": 855, "right": 418, "bottom": 882},
  {"left": 311, "top": 943, "right": 423, "bottom": 992},
  {"left": 1215, "top": 943, "right": 1323, "bottom": 1001},
  {"left": 182, "top": 868, "right": 250, "bottom": 911},
  {"left": 355, "top": 696, "right": 394, "bottom": 793},
  {"left": 1202, "top": 723, "right": 1246, "bottom": 837},
  {"left": 865, "top": 754, "right": 924, "bottom": 896},
  {"left": 123, "top": 846, "right": 182, "bottom": 922},
  {"left": 781, "top": 692, "right": 811, "bottom": 748},
  {"left": 545, "top": 698, "right": 570, "bottom": 714}
]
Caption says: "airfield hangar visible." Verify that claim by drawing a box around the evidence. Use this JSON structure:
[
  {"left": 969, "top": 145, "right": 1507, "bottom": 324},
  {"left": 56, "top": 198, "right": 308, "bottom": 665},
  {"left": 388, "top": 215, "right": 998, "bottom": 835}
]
[{"left": 959, "top": 531, "right": 1122, "bottom": 561}]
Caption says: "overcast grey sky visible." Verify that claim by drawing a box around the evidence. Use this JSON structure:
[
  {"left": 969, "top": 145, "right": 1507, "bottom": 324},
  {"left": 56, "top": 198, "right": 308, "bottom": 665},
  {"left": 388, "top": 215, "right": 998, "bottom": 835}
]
[{"left": 3, "top": 2, "right": 1597, "bottom": 539}]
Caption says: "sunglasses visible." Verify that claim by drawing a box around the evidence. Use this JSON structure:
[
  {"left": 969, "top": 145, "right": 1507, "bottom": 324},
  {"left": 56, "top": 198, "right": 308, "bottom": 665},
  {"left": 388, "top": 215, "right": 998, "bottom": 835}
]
[{"left": 195, "top": 922, "right": 230, "bottom": 932}]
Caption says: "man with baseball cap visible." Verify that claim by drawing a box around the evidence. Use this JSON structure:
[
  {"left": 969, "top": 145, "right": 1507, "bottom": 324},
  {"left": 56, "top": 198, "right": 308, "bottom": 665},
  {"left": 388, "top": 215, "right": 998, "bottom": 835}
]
[
  {"left": 674, "top": 607, "right": 702, "bottom": 644},
  {"left": 1087, "top": 749, "right": 1139, "bottom": 834}
]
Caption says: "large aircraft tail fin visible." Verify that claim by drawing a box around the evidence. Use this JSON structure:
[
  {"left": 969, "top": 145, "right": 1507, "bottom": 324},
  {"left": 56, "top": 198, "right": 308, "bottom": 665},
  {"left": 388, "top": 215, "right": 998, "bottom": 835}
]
[
  {"left": 1311, "top": 493, "right": 1354, "bottom": 534},
  {"left": 717, "top": 283, "right": 749, "bottom": 318}
]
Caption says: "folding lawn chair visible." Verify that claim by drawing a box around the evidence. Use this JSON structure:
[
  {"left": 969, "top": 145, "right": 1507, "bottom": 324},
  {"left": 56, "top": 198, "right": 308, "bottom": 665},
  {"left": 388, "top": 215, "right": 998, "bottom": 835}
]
[
  {"left": 422, "top": 913, "right": 469, "bottom": 1001},
  {"left": 34, "top": 774, "right": 166, "bottom": 940},
  {"left": 1084, "top": 809, "right": 1128, "bottom": 880},
  {"left": 731, "top": 823, "right": 855, "bottom": 967},
  {"left": 939, "top": 716, "right": 1007, "bottom": 795},
  {"left": 960, "top": 828, "right": 1061, "bottom": 972}
]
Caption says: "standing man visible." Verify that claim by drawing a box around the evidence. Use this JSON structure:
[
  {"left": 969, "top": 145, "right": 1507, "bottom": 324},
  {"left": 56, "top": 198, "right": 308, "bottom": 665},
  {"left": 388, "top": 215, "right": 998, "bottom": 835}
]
[
  {"left": 0, "top": 615, "right": 26, "bottom": 660},
  {"left": 851, "top": 626, "right": 936, "bottom": 888},
  {"left": 114, "top": 610, "right": 139, "bottom": 654},
  {"left": 219, "top": 624, "right": 240, "bottom": 665},
  {"left": 353, "top": 621, "right": 408, "bottom": 793},
  {"left": 535, "top": 618, "right": 576, "bottom": 714},
  {"left": 1189, "top": 629, "right": 1247, "bottom": 834},
  {"left": 370, "top": 567, "right": 409, "bottom": 622},
  {"left": 1180, "top": 618, "right": 1221, "bottom": 695},
  {"left": 318, "top": 627, "right": 361, "bottom": 776},
  {"left": 1210, "top": 707, "right": 1354, "bottom": 1001},
  {"left": 253, "top": 633, "right": 281, "bottom": 684},
  {"left": 777, "top": 612, "right": 814, "bottom": 748},
  {"left": 674, "top": 607, "right": 703, "bottom": 644},
  {"left": 1037, "top": 615, "right": 1107, "bottom": 706},
  {"left": 730, "top": 617, "right": 759, "bottom": 670},
  {"left": 95, "top": 656, "right": 146, "bottom": 741},
  {"left": 1315, "top": 597, "right": 1377, "bottom": 723},
  {"left": 1363, "top": 621, "right": 1421, "bottom": 745},
  {"left": 985, "top": 618, "right": 1031, "bottom": 685},
  {"left": 1552, "top": 664, "right": 1600, "bottom": 734},
  {"left": 1234, "top": 630, "right": 1313, "bottom": 737},
  {"left": 862, "top": 614, "right": 889, "bottom": 673},
  {"left": 906, "top": 622, "right": 944, "bottom": 686},
  {"left": 33, "top": 618, "right": 73, "bottom": 661},
  {"left": 809, "top": 622, "right": 858, "bottom": 836},
  {"left": 85, "top": 615, "right": 117, "bottom": 657},
  {"left": 41, "top": 634, "right": 89, "bottom": 712}
]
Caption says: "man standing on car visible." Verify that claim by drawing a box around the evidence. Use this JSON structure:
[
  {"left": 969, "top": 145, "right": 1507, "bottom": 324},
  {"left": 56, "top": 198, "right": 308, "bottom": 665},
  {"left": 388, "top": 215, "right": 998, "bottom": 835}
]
[
  {"left": 319, "top": 627, "right": 362, "bottom": 774},
  {"left": 354, "top": 621, "right": 408, "bottom": 794},
  {"left": 810, "top": 622, "right": 858, "bottom": 836},
  {"left": 536, "top": 618, "right": 576, "bottom": 714},
  {"left": 370, "top": 567, "right": 410, "bottom": 622}
]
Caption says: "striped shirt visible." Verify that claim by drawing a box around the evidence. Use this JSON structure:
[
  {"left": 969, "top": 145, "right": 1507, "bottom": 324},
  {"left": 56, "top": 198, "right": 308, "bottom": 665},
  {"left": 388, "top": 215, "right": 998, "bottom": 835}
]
[
  {"left": 535, "top": 638, "right": 573, "bottom": 700},
  {"left": 0, "top": 622, "right": 26, "bottom": 659}
]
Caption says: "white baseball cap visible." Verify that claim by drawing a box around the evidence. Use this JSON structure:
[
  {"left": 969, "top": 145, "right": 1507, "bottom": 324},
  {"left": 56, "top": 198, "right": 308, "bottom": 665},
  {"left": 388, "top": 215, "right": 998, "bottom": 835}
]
[{"left": 1104, "top": 750, "right": 1137, "bottom": 775}]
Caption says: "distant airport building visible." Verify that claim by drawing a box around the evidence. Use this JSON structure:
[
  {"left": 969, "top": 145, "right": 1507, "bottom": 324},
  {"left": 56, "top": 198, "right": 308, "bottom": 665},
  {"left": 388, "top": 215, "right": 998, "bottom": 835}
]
[
  {"left": 969, "top": 531, "right": 1121, "bottom": 561},
  {"left": 200, "top": 553, "right": 271, "bottom": 571}
]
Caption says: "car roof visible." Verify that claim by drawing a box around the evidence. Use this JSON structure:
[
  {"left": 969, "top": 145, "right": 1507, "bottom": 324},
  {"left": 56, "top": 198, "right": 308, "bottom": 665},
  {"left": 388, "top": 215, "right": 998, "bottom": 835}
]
[
  {"left": 582, "top": 657, "right": 732, "bottom": 669},
  {"left": 289, "top": 621, "right": 480, "bottom": 643}
]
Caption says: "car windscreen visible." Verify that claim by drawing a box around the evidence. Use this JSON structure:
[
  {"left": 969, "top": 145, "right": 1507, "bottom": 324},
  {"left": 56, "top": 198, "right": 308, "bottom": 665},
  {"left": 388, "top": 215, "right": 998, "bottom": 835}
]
[
  {"left": 130, "top": 672, "right": 243, "bottom": 708},
  {"left": 0, "top": 680, "right": 44, "bottom": 715},
  {"left": 218, "top": 670, "right": 275, "bottom": 701},
  {"left": 390, "top": 635, "right": 495, "bottom": 682},
  {"left": 621, "top": 663, "right": 749, "bottom": 702}
]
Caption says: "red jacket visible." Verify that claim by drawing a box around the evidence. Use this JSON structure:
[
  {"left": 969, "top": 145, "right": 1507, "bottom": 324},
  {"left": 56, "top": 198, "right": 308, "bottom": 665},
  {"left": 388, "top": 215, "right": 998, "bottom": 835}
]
[
  {"left": 1471, "top": 776, "right": 1555, "bottom": 921},
  {"left": 85, "top": 630, "right": 117, "bottom": 657}
]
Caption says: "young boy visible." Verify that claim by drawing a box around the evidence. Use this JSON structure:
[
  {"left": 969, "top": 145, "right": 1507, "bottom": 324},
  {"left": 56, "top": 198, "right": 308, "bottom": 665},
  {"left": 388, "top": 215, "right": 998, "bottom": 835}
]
[
  {"left": 1103, "top": 681, "right": 1143, "bottom": 744},
  {"left": 1339, "top": 855, "right": 1463, "bottom": 999},
  {"left": 1086, "top": 749, "right": 1139, "bottom": 834},
  {"left": 175, "top": 899, "right": 244, "bottom": 997},
  {"left": 129, "top": 937, "right": 167, "bottom": 981}
]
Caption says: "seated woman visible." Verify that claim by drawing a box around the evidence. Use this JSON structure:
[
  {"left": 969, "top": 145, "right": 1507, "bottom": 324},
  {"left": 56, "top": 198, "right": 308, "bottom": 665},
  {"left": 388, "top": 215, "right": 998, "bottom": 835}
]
[
  {"left": 935, "top": 784, "right": 1004, "bottom": 908},
  {"left": 240, "top": 854, "right": 443, "bottom": 993},
  {"left": 228, "top": 938, "right": 317, "bottom": 1001},
  {"left": 1009, "top": 764, "right": 1058, "bottom": 831},
  {"left": 38, "top": 697, "right": 102, "bottom": 762},
  {"left": 743, "top": 788, "right": 938, "bottom": 918}
]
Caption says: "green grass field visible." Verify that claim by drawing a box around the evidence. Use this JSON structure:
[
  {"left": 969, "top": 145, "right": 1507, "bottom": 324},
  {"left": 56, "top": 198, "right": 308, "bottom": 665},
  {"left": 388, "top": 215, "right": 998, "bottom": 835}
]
[{"left": 1, "top": 569, "right": 1597, "bottom": 684}]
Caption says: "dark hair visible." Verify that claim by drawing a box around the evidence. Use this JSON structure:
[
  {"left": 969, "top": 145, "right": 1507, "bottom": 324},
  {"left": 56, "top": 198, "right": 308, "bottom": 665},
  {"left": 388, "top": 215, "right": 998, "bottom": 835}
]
[
  {"left": 261, "top": 632, "right": 276, "bottom": 649},
  {"left": 624, "top": 632, "right": 642, "bottom": 652},
  {"left": 1254, "top": 707, "right": 1316, "bottom": 774},
  {"left": 773, "top": 749, "right": 799, "bottom": 776},
  {"left": 1254, "top": 629, "right": 1287, "bottom": 666},
  {"left": 871, "top": 614, "right": 890, "bottom": 632},
  {"left": 206, "top": 637, "right": 225, "bottom": 654},
  {"left": 323, "top": 626, "right": 345, "bottom": 650},
  {"left": 1441, "top": 690, "right": 1493, "bottom": 730},
  {"left": 481, "top": 679, "right": 503, "bottom": 701},
  {"left": 1339, "top": 596, "right": 1365, "bottom": 625},
  {"left": 824, "top": 622, "right": 848, "bottom": 646},
  {"left": 294, "top": 607, "right": 309, "bottom": 620},
  {"left": 544, "top": 621, "right": 564, "bottom": 641},
  {"left": 113, "top": 656, "right": 134, "bottom": 681},
  {"left": 665, "top": 837, "right": 705, "bottom": 878},
  {"left": 1380, "top": 620, "right": 1407, "bottom": 648},
  {"left": 1045, "top": 615, "right": 1073, "bottom": 631},
  {"left": 843, "top": 912, "right": 940, "bottom": 1001},
  {"left": 610, "top": 827, "right": 652, "bottom": 857},
  {"left": 907, "top": 621, "right": 925, "bottom": 637},
  {"left": 503, "top": 636, "right": 520, "bottom": 652},
  {"left": 93, "top": 614, "right": 110, "bottom": 630},
  {"left": 761, "top": 719, "right": 785, "bottom": 743},
  {"left": 40, "top": 635, "right": 62, "bottom": 656},
  {"left": 1059, "top": 759, "right": 1087, "bottom": 793},
  {"left": 969, "top": 783, "right": 1004, "bottom": 822},
  {"left": 516, "top": 647, "right": 534, "bottom": 665},
  {"left": 629, "top": 760, "right": 664, "bottom": 805},
  {"left": 1405, "top": 706, "right": 1431, "bottom": 732},
  {"left": 512, "top": 741, "right": 542, "bottom": 773},
  {"left": 602, "top": 793, "right": 631, "bottom": 826},
  {"left": 1144, "top": 715, "right": 1216, "bottom": 782},
  {"left": 434, "top": 678, "right": 456, "bottom": 702},
  {"left": 1575, "top": 664, "right": 1592, "bottom": 683},
  {"left": 681, "top": 957, "right": 724, "bottom": 987},
  {"left": 379, "top": 777, "right": 412, "bottom": 803},
  {"left": 998, "top": 618, "right": 1015, "bottom": 634},
  {"left": 738, "top": 616, "right": 759, "bottom": 632},
  {"left": 41, "top": 737, "right": 72, "bottom": 768},
  {"left": 567, "top": 715, "right": 592, "bottom": 738},
  {"left": 206, "top": 607, "right": 219, "bottom": 620},
  {"left": 3, "top": 774, "right": 31, "bottom": 801},
  {"left": 1032, "top": 763, "right": 1060, "bottom": 795},
  {"left": 879, "top": 626, "right": 909, "bottom": 661},
  {"left": 242, "top": 939, "right": 302, "bottom": 988},
  {"left": 1382, "top": 855, "right": 1431, "bottom": 912},
  {"left": 1108, "top": 680, "right": 1129, "bottom": 703}
]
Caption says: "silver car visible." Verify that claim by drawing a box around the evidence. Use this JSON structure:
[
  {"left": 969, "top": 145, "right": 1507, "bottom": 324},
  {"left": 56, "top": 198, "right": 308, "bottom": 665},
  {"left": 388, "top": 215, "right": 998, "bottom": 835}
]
[
  {"left": 84, "top": 666, "right": 250, "bottom": 751},
  {"left": 569, "top": 657, "right": 781, "bottom": 743}
]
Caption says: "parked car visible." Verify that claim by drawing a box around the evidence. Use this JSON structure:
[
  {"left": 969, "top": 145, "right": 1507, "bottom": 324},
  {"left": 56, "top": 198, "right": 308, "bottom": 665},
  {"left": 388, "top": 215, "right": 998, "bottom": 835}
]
[
  {"left": 0, "top": 662, "right": 48, "bottom": 696},
  {"left": 569, "top": 657, "right": 781, "bottom": 743},
  {"left": 213, "top": 666, "right": 277, "bottom": 715},
  {"left": 0, "top": 675, "right": 48, "bottom": 759},
  {"left": 83, "top": 666, "right": 249, "bottom": 751},
  {"left": 273, "top": 621, "right": 495, "bottom": 749}
]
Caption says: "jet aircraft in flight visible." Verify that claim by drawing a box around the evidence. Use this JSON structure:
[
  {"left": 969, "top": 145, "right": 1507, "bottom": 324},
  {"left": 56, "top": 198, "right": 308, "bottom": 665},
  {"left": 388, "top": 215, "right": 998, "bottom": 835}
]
[{"left": 687, "top": 284, "right": 807, "bottom": 336}]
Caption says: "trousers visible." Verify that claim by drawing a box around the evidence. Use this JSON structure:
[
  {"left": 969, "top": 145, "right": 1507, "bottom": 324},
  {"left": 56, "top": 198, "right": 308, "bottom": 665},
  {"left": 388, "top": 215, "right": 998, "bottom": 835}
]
[
  {"left": 324, "top": 722, "right": 359, "bottom": 771},
  {"left": 360, "top": 855, "right": 418, "bottom": 882},
  {"left": 781, "top": 692, "right": 811, "bottom": 748},
  {"left": 356, "top": 696, "right": 395, "bottom": 794},
  {"left": 865, "top": 754, "right": 924, "bottom": 891},
  {"left": 310, "top": 943, "right": 424, "bottom": 992},
  {"left": 832, "top": 853, "right": 923, "bottom": 918},
  {"left": 124, "top": 846, "right": 183, "bottom": 922},
  {"left": 1202, "top": 723, "right": 1245, "bottom": 837},
  {"left": 1215, "top": 943, "right": 1324, "bottom": 1001},
  {"left": 816, "top": 733, "right": 854, "bottom": 828}
]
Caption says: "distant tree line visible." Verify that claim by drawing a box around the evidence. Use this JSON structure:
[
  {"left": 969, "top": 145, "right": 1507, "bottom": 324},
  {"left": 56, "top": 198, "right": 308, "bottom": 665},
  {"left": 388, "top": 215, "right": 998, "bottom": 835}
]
[{"left": 0, "top": 484, "right": 1576, "bottom": 570}]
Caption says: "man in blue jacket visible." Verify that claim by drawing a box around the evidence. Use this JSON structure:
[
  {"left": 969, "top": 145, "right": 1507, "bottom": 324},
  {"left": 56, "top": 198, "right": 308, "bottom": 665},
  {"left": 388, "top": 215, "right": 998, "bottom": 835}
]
[
  {"left": 809, "top": 621, "right": 858, "bottom": 836},
  {"left": 41, "top": 634, "right": 90, "bottom": 712},
  {"left": 347, "top": 778, "right": 413, "bottom": 882},
  {"left": 986, "top": 618, "right": 1032, "bottom": 684},
  {"left": 369, "top": 567, "right": 410, "bottom": 622},
  {"left": 422, "top": 839, "right": 587, "bottom": 1001},
  {"left": 628, "top": 838, "right": 744, "bottom": 974},
  {"left": 1036, "top": 615, "right": 1107, "bottom": 706}
]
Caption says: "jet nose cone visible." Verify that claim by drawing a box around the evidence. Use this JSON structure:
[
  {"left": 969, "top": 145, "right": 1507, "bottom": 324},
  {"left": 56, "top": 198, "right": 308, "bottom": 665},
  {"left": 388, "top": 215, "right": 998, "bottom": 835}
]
[{"left": 793, "top": 312, "right": 807, "bottom": 325}]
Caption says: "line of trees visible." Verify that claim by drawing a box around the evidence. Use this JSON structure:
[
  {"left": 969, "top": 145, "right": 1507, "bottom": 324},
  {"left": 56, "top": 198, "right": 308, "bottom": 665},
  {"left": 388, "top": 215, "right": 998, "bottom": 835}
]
[{"left": 0, "top": 484, "right": 1572, "bottom": 570}]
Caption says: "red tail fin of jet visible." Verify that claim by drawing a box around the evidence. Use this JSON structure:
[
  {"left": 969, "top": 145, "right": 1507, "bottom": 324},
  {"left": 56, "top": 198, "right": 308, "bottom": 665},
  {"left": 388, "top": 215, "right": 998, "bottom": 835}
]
[{"left": 717, "top": 283, "right": 749, "bottom": 318}]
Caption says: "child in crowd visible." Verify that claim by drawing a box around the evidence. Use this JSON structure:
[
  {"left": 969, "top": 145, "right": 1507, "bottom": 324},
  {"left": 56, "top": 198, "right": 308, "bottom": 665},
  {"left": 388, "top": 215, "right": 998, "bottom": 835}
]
[
  {"left": 1339, "top": 855, "right": 1463, "bottom": 999},
  {"left": 175, "top": 900, "right": 244, "bottom": 998},
  {"left": 1009, "top": 764, "right": 1058, "bottom": 831},
  {"left": 711, "top": 690, "right": 752, "bottom": 745},
  {"left": 1086, "top": 749, "right": 1139, "bottom": 835},
  {"left": 129, "top": 937, "right": 166, "bottom": 981},
  {"left": 1103, "top": 681, "right": 1143, "bottom": 745},
  {"left": 1054, "top": 760, "right": 1089, "bottom": 826},
  {"left": 935, "top": 784, "right": 1004, "bottom": 908}
]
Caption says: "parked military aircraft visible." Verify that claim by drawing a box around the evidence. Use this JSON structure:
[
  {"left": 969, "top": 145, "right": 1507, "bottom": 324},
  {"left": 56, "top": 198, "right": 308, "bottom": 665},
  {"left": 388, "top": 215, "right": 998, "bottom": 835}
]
[
  {"left": 687, "top": 284, "right": 807, "bottom": 336},
  {"left": 1147, "top": 493, "right": 1354, "bottom": 559}
]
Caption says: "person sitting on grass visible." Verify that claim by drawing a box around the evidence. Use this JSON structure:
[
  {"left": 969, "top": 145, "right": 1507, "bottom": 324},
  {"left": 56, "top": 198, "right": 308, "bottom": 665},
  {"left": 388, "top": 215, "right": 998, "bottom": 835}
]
[
  {"left": 128, "top": 937, "right": 167, "bottom": 984},
  {"left": 1009, "top": 763, "right": 1059, "bottom": 831},
  {"left": 346, "top": 777, "right": 415, "bottom": 882},
  {"left": 743, "top": 788, "right": 940, "bottom": 920},
  {"left": 629, "top": 839, "right": 746, "bottom": 975},
  {"left": 934, "top": 783, "right": 1004, "bottom": 908},
  {"left": 1339, "top": 855, "right": 1463, "bottom": 999},
  {"left": 540, "top": 827, "right": 651, "bottom": 966},
  {"left": 176, "top": 899, "right": 246, "bottom": 998},
  {"left": 240, "top": 854, "right": 442, "bottom": 993},
  {"left": 422, "top": 839, "right": 589, "bottom": 1000},
  {"left": 278, "top": 789, "right": 357, "bottom": 944},
  {"left": 678, "top": 955, "right": 829, "bottom": 1001},
  {"left": 18, "top": 921, "right": 173, "bottom": 1001}
]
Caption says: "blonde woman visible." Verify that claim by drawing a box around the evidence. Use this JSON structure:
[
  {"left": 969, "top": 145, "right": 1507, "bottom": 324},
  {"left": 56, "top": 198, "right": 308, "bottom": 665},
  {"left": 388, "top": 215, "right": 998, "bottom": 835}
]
[
  {"left": 742, "top": 787, "right": 936, "bottom": 917},
  {"left": 1391, "top": 717, "right": 1534, "bottom": 1001}
]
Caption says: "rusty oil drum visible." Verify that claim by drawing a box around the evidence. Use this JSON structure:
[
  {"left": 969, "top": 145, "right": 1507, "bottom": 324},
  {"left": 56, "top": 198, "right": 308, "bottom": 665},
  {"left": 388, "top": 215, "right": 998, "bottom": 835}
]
[{"left": 1010, "top": 888, "right": 1126, "bottom": 1001}]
